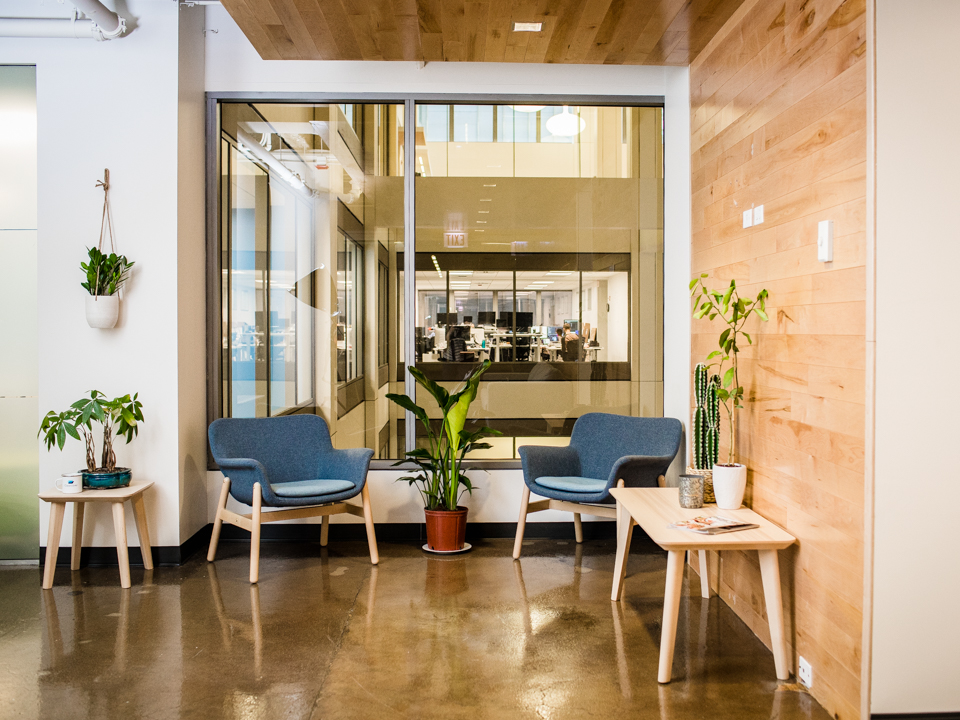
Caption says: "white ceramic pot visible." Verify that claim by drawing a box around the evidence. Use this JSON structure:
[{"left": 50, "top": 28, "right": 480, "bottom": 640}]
[
  {"left": 85, "top": 294, "right": 120, "bottom": 329},
  {"left": 712, "top": 463, "right": 747, "bottom": 509}
]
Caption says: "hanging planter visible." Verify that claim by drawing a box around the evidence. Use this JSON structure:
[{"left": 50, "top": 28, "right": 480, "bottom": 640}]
[{"left": 83, "top": 169, "right": 134, "bottom": 329}]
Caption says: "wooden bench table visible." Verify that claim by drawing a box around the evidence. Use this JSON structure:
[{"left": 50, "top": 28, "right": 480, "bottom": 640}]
[
  {"left": 610, "top": 486, "right": 795, "bottom": 683},
  {"left": 39, "top": 481, "right": 154, "bottom": 589}
]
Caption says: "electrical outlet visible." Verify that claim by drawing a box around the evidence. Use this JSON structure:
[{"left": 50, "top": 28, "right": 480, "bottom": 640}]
[
  {"left": 742, "top": 208, "right": 753, "bottom": 228},
  {"left": 753, "top": 204, "right": 764, "bottom": 224},
  {"left": 798, "top": 656, "right": 813, "bottom": 688}
]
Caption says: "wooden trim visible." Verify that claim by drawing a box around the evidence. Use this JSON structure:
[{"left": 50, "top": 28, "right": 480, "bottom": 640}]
[{"left": 862, "top": 2, "right": 878, "bottom": 718}]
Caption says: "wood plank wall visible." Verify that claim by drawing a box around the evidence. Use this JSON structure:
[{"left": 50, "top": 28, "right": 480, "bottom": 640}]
[{"left": 689, "top": 1, "right": 867, "bottom": 718}]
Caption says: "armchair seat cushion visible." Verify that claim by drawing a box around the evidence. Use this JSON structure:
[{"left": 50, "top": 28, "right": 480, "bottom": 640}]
[
  {"left": 535, "top": 476, "right": 608, "bottom": 494},
  {"left": 272, "top": 479, "right": 356, "bottom": 498}
]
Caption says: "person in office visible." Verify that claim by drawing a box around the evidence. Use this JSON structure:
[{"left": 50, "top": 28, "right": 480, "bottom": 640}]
[
  {"left": 444, "top": 325, "right": 468, "bottom": 362},
  {"left": 560, "top": 323, "right": 580, "bottom": 362}
]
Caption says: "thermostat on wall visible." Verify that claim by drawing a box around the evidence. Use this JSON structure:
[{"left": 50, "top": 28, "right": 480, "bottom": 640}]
[{"left": 817, "top": 220, "right": 833, "bottom": 262}]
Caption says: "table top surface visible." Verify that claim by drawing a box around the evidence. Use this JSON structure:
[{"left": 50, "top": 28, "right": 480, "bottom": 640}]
[
  {"left": 39, "top": 480, "right": 154, "bottom": 502},
  {"left": 610, "top": 487, "right": 795, "bottom": 551}
]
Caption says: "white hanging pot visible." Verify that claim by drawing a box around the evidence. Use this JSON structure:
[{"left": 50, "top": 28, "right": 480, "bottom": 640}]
[
  {"left": 86, "top": 294, "right": 119, "bottom": 329},
  {"left": 712, "top": 463, "right": 747, "bottom": 510}
]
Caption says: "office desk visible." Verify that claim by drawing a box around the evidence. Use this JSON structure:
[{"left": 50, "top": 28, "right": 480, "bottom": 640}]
[
  {"left": 489, "top": 332, "right": 540, "bottom": 362},
  {"left": 610, "top": 487, "right": 795, "bottom": 683}
]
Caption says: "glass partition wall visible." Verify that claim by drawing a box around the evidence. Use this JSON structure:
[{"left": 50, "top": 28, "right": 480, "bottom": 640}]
[{"left": 214, "top": 100, "right": 662, "bottom": 461}]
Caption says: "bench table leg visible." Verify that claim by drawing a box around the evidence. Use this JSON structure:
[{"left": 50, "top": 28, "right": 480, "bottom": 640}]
[
  {"left": 759, "top": 549, "right": 790, "bottom": 680},
  {"left": 658, "top": 549, "right": 685, "bottom": 683}
]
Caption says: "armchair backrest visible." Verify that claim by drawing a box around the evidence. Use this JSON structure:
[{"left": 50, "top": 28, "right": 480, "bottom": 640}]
[
  {"left": 569, "top": 413, "right": 682, "bottom": 485},
  {"left": 208, "top": 415, "right": 333, "bottom": 485}
]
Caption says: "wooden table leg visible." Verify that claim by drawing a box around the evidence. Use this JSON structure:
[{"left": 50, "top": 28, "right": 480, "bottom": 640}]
[
  {"left": 43, "top": 502, "right": 66, "bottom": 589},
  {"left": 610, "top": 499, "right": 634, "bottom": 602},
  {"left": 112, "top": 502, "right": 131, "bottom": 589},
  {"left": 759, "top": 549, "right": 790, "bottom": 680},
  {"left": 71, "top": 503, "right": 85, "bottom": 571},
  {"left": 658, "top": 550, "right": 686, "bottom": 683},
  {"left": 698, "top": 550, "right": 711, "bottom": 599},
  {"left": 131, "top": 495, "right": 154, "bottom": 571}
]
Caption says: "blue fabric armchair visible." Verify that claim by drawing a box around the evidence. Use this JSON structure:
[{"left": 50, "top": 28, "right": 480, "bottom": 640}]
[
  {"left": 513, "top": 413, "right": 682, "bottom": 559},
  {"left": 207, "top": 415, "right": 378, "bottom": 583}
]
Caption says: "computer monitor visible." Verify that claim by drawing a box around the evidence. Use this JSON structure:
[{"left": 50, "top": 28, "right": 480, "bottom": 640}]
[
  {"left": 463, "top": 315, "right": 473, "bottom": 324},
  {"left": 515, "top": 312, "right": 533, "bottom": 329},
  {"left": 563, "top": 319, "right": 580, "bottom": 333},
  {"left": 477, "top": 311, "right": 496, "bottom": 325},
  {"left": 496, "top": 314, "right": 511, "bottom": 328}
]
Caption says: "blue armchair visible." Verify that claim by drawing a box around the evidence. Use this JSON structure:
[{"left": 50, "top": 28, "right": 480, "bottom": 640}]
[
  {"left": 207, "top": 415, "right": 378, "bottom": 583},
  {"left": 513, "top": 413, "right": 682, "bottom": 559}
]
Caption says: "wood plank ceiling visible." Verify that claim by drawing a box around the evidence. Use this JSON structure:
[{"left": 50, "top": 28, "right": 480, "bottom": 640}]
[{"left": 219, "top": 0, "right": 748, "bottom": 65}]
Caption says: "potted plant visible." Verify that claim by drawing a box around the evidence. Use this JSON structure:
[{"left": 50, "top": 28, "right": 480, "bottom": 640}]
[
  {"left": 39, "top": 390, "right": 144, "bottom": 489},
  {"left": 82, "top": 246, "right": 134, "bottom": 329},
  {"left": 690, "top": 275, "right": 769, "bottom": 509},
  {"left": 387, "top": 361, "right": 500, "bottom": 552},
  {"left": 688, "top": 362, "right": 721, "bottom": 503}
]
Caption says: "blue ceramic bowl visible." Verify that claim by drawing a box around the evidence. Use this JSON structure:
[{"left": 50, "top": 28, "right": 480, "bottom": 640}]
[{"left": 82, "top": 467, "right": 132, "bottom": 489}]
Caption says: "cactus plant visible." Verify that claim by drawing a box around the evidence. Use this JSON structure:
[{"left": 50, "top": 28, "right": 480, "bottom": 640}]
[{"left": 692, "top": 363, "right": 720, "bottom": 470}]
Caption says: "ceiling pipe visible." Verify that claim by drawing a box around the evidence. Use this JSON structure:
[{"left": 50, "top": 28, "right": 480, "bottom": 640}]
[{"left": 0, "top": 0, "right": 126, "bottom": 40}]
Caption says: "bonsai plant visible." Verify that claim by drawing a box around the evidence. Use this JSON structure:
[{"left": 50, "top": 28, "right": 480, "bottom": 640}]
[
  {"left": 690, "top": 274, "right": 769, "bottom": 508},
  {"left": 39, "top": 390, "right": 144, "bottom": 489},
  {"left": 387, "top": 361, "right": 500, "bottom": 552},
  {"left": 82, "top": 246, "right": 134, "bottom": 329}
]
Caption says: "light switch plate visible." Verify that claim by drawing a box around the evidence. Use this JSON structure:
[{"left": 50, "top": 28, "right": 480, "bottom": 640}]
[
  {"left": 742, "top": 209, "right": 753, "bottom": 228},
  {"left": 817, "top": 219, "right": 833, "bottom": 262},
  {"left": 754, "top": 204, "right": 764, "bottom": 224}
]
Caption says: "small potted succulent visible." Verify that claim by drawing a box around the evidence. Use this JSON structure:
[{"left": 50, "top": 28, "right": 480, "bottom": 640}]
[
  {"left": 387, "top": 361, "right": 500, "bottom": 552},
  {"left": 82, "top": 246, "right": 134, "bottom": 329},
  {"left": 690, "top": 274, "right": 769, "bottom": 509},
  {"left": 39, "top": 390, "right": 144, "bottom": 489}
]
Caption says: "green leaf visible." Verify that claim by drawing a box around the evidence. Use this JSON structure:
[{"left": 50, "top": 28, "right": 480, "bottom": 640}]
[
  {"left": 719, "top": 328, "right": 730, "bottom": 347},
  {"left": 688, "top": 278, "right": 698, "bottom": 290},
  {"left": 723, "top": 367, "right": 735, "bottom": 388},
  {"left": 755, "top": 308, "right": 769, "bottom": 322},
  {"left": 743, "top": 332, "right": 752, "bottom": 344},
  {"left": 706, "top": 350, "right": 721, "bottom": 359},
  {"left": 386, "top": 393, "right": 431, "bottom": 432},
  {"left": 408, "top": 366, "right": 450, "bottom": 409},
  {"left": 445, "top": 360, "right": 491, "bottom": 455}
]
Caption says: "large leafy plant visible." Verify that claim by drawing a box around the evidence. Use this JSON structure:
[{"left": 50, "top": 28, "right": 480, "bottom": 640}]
[
  {"left": 81, "top": 247, "right": 134, "bottom": 296},
  {"left": 39, "top": 391, "right": 144, "bottom": 473},
  {"left": 690, "top": 274, "right": 769, "bottom": 465},
  {"left": 387, "top": 361, "right": 501, "bottom": 511}
]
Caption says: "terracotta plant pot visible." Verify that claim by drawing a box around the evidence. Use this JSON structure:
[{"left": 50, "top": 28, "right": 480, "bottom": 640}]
[
  {"left": 712, "top": 463, "right": 747, "bottom": 510},
  {"left": 424, "top": 506, "right": 468, "bottom": 552}
]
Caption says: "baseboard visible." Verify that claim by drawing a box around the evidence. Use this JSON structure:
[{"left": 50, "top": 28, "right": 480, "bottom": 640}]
[
  {"left": 40, "top": 521, "right": 656, "bottom": 567},
  {"left": 873, "top": 714, "right": 960, "bottom": 719}
]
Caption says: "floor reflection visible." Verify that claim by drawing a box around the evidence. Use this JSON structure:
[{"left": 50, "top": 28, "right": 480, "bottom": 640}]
[{"left": 0, "top": 540, "right": 833, "bottom": 720}]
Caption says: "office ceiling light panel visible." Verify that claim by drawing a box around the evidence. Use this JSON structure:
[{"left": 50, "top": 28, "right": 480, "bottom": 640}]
[
  {"left": 218, "top": 0, "right": 748, "bottom": 65},
  {"left": 513, "top": 22, "right": 542, "bottom": 32}
]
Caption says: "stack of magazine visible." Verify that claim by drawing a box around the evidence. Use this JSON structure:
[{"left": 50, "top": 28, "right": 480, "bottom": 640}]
[{"left": 669, "top": 516, "right": 759, "bottom": 534}]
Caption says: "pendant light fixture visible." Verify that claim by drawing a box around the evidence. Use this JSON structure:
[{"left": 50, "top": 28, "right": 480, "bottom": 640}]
[
  {"left": 511, "top": 105, "right": 545, "bottom": 113},
  {"left": 545, "top": 106, "right": 585, "bottom": 137}
]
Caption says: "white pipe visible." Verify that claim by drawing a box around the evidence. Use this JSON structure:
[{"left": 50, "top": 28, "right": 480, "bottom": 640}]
[
  {"left": 0, "top": 0, "right": 126, "bottom": 40},
  {"left": 0, "top": 17, "right": 98, "bottom": 39}
]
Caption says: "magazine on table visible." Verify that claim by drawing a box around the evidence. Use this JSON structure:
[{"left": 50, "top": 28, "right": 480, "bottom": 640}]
[{"left": 669, "top": 515, "right": 759, "bottom": 534}]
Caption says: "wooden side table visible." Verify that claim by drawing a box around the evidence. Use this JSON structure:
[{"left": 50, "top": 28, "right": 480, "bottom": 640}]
[
  {"left": 39, "top": 480, "right": 154, "bottom": 589},
  {"left": 610, "top": 486, "right": 796, "bottom": 683}
]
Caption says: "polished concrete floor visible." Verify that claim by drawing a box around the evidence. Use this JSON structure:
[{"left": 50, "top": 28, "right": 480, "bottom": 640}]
[{"left": 0, "top": 538, "right": 831, "bottom": 720}]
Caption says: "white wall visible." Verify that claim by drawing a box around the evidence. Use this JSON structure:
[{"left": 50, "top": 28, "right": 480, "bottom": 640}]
[
  {"left": 1, "top": 0, "right": 207, "bottom": 549},
  {"left": 872, "top": 0, "right": 960, "bottom": 713},
  {"left": 203, "top": 6, "right": 693, "bottom": 520}
]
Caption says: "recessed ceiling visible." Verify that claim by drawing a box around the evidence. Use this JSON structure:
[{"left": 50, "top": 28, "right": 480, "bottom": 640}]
[{"left": 220, "top": 0, "right": 748, "bottom": 65}]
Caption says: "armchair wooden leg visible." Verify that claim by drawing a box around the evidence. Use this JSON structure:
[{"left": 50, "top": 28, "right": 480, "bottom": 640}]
[
  {"left": 207, "top": 478, "right": 231, "bottom": 562},
  {"left": 573, "top": 512, "right": 583, "bottom": 544},
  {"left": 361, "top": 483, "right": 378, "bottom": 565},
  {"left": 320, "top": 516, "right": 329, "bottom": 547},
  {"left": 513, "top": 485, "right": 531, "bottom": 560},
  {"left": 249, "top": 483, "right": 262, "bottom": 584}
]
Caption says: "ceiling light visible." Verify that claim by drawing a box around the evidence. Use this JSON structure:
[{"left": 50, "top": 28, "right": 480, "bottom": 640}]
[
  {"left": 478, "top": 210, "right": 489, "bottom": 214},
  {"left": 476, "top": 221, "right": 487, "bottom": 224},
  {"left": 512, "top": 105, "right": 545, "bottom": 113},
  {"left": 480, "top": 198, "right": 492, "bottom": 202},
  {"left": 513, "top": 22, "right": 542, "bottom": 32},
  {"left": 547, "top": 271, "right": 573, "bottom": 275},
  {"left": 450, "top": 271, "right": 473, "bottom": 276},
  {"left": 483, "top": 184, "right": 497, "bottom": 187},
  {"left": 546, "top": 106, "right": 585, "bottom": 137}
]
